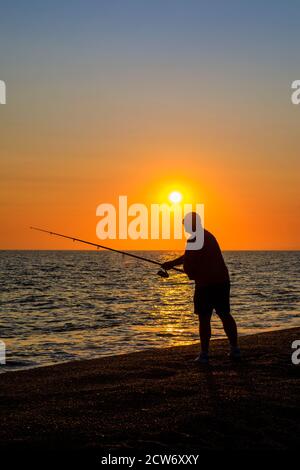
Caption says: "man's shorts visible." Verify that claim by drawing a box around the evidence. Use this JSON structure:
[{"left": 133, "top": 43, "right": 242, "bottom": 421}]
[{"left": 194, "top": 281, "right": 230, "bottom": 317}]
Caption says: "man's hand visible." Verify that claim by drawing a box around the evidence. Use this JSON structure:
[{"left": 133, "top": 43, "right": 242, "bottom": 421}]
[
  {"left": 161, "top": 260, "right": 175, "bottom": 270},
  {"left": 161, "top": 255, "right": 184, "bottom": 270}
]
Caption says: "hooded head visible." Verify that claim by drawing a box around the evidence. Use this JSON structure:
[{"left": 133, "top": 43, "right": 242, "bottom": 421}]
[
  {"left": 183, "top": 211, "right": 202, "bottom": 234},
  {"left": 183, "top": 212, "right": 204, "bottom": 250}
]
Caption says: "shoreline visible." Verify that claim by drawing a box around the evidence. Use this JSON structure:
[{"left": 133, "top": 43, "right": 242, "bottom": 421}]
[
  {"left": 0, "top": 327, "right": 299, "bottom": 451},
  {"left": 1, "top": 324, "right": 299, "bottom": 375}
]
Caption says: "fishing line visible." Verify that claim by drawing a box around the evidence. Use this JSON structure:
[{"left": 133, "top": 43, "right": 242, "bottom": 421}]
[{"left": 30, "top": 226, "right": 184, "bottom": 277}]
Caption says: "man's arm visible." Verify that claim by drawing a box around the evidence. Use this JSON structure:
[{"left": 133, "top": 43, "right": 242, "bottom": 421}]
[{"left": 161, "top": 255, "right": 184, "bottom": 270}]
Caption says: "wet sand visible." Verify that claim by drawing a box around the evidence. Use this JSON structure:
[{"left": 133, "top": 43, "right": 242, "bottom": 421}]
[{"left": 0, "top": 327, "right": 299, "bottom": 453}]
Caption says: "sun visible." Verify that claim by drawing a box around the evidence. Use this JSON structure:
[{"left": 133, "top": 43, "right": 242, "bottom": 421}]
[{"left": 168, "top": 191, "right": 182, "bottom": 204}]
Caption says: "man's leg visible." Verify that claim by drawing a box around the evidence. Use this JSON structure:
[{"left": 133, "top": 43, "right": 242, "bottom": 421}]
[
  {"left": 218, "top": 312, "right": 238, "bottom": 348},
  {"left": 198, "top": 313, "right": 212, "bottom": 354},
  {"left": 194, "top": 284, "right": 213, "bottom": 362},
  {"left": 215, "top": 282, "right": 240, "bottom": 355}
]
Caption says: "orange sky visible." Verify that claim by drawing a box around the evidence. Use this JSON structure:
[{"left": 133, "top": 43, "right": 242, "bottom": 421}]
[{"left": 1, "top": 139, "right": 299, "bottom": 250}]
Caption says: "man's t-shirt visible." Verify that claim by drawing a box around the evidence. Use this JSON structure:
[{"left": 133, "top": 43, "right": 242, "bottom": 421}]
[{"left": 183, "top": 229, "right": 229, "bottom": 286}]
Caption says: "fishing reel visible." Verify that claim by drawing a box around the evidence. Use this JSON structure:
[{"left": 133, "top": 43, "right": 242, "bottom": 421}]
[{"left": 157, "top": 268, "right": 169, "bottom": 278}]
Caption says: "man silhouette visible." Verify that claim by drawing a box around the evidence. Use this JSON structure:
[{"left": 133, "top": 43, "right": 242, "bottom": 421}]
[{"left": 162, "top": 212, "right": 240, "bottom": 363}]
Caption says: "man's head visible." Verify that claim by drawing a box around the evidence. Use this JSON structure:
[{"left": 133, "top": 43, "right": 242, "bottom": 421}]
[
  {"left": 183, "top": 211, "right": 202, "bottom": 234},
  {"left": 182, "top": 212, "right": 204, "bottom": 250}
]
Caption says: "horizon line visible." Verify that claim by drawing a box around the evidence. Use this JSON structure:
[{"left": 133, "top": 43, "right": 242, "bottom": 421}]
[{"left": 0, "top": 248, "right": 299, "bottom": 252}]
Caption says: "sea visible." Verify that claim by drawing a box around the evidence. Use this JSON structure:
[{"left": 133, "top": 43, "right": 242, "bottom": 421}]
[{"left": 0, "top": 250, "right": 299, "bottom": 372}]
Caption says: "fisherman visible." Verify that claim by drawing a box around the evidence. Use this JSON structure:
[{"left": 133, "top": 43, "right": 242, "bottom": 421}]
[{"left": 162, "top": 212, "right": 240, "bottom": 363}]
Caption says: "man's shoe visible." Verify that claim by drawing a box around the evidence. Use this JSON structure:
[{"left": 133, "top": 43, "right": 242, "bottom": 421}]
[
  {"left": 229, "top": 347, "right": 241, "bottom": 361},
  {"left": 194, "top": 352, "right": 209, "bottom": 364}
]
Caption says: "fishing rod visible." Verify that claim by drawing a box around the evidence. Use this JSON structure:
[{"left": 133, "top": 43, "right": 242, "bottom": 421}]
[{"left": 30, "top": 226, "right": 184, "bottom": 278}]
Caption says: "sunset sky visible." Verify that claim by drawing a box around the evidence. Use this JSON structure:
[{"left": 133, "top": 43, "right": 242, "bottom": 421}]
[{"left": 1, "top": 1, "right": 299, "bottom": 250}]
